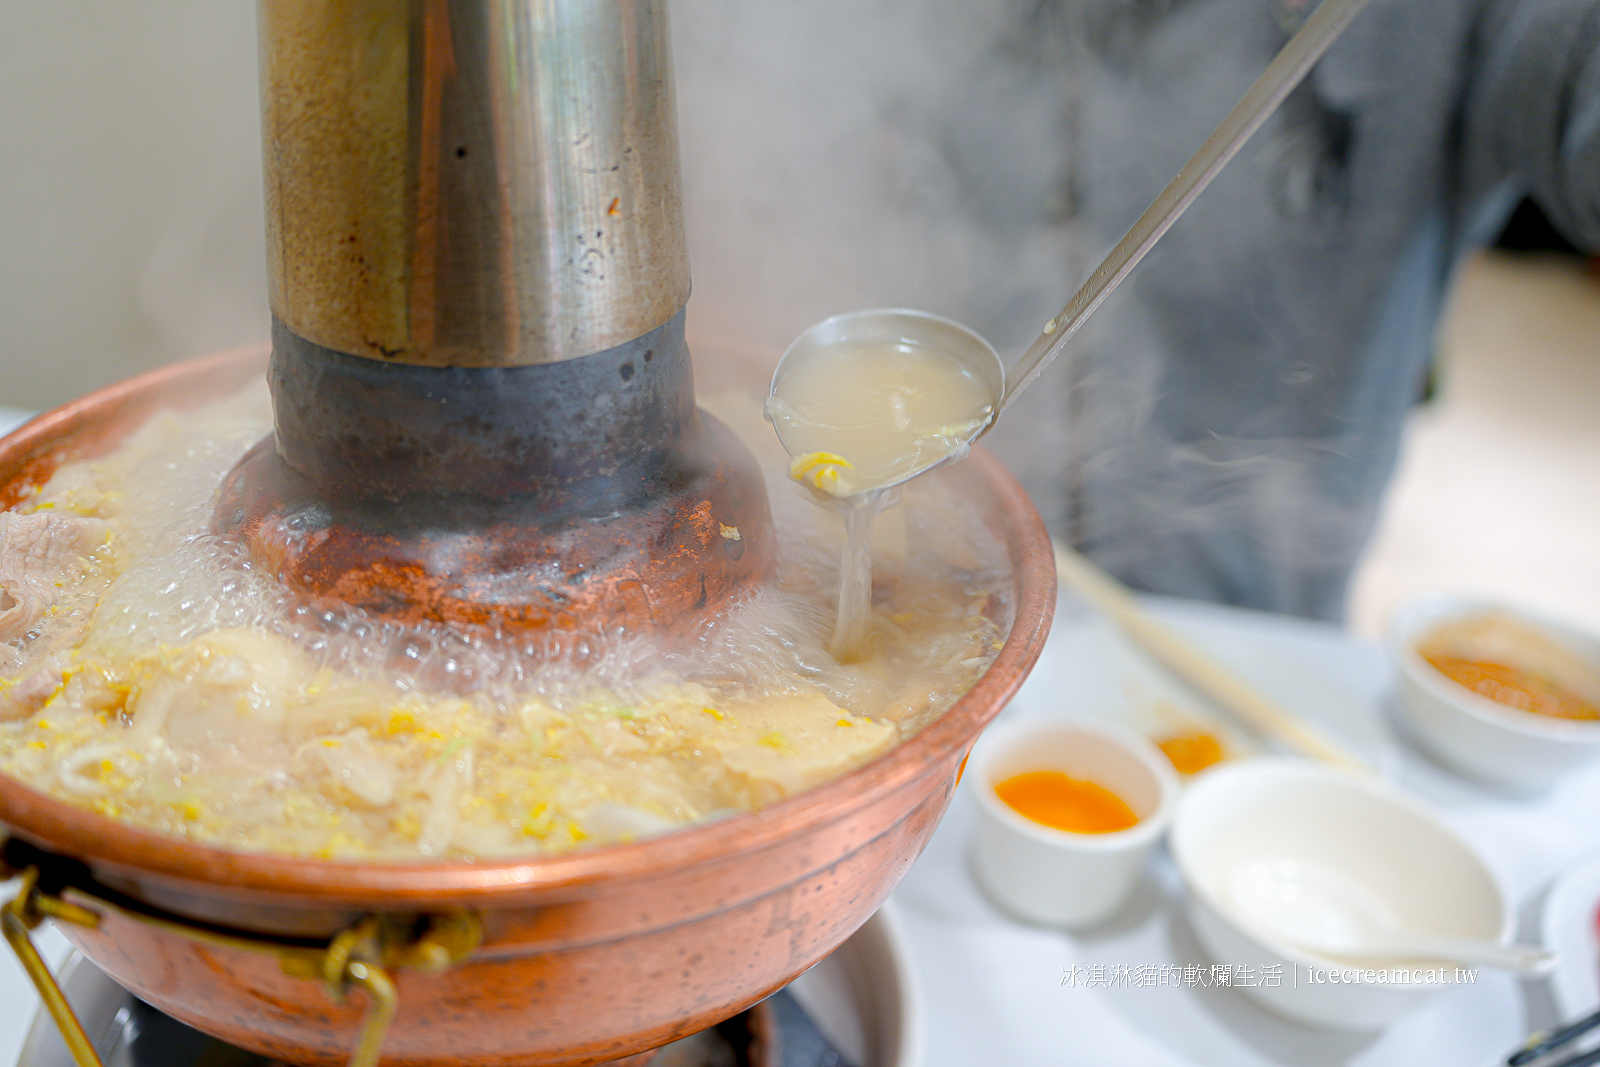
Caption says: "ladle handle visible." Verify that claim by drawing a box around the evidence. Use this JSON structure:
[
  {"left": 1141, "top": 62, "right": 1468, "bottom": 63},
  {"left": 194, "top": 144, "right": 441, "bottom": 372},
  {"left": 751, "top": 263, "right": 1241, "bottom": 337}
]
[{"left": 999, "top": 0, "right": 1375, "bottom": 411}]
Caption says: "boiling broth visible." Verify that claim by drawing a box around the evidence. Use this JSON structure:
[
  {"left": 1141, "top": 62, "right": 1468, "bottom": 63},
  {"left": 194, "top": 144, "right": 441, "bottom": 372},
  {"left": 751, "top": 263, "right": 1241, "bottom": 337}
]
[{"left": 0, "top": 383, "right": 1011, "bottom": 860}]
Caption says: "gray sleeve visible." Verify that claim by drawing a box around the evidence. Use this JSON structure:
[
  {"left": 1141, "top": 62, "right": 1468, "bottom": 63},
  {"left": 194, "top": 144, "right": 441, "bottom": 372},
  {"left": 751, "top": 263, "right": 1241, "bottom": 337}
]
[{"left": 1463, "top": 0, "right": 1600, "bottom": 249}]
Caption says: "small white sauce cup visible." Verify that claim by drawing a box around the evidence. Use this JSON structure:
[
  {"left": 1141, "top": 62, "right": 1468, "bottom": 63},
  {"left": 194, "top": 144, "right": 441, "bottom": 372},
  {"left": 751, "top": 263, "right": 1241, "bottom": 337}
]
[{"left": 968, "top": 719, "right": 1179, "bottom": 927}]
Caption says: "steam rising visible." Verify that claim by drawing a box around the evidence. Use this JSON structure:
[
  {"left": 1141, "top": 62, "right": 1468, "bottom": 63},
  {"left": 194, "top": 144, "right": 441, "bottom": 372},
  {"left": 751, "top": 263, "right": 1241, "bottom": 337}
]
[
  {"left": 672, "top": 0, "right": 1083, "bottom": 357},
  {"left": 674, "top": 1, "right": 1392, "bottom": 617},
  {"left": 673, "top": 0, "right": 1103, "bottom": 554}
]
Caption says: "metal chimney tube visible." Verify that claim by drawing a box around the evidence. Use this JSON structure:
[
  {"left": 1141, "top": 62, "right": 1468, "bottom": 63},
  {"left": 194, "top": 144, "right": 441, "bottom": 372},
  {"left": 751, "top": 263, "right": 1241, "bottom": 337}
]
[
  {"left": 218, "top": 0, "right": 772, "bottom": 636},
  {"left": 259, "top": 0, "right": 690, "bottom": 368}
]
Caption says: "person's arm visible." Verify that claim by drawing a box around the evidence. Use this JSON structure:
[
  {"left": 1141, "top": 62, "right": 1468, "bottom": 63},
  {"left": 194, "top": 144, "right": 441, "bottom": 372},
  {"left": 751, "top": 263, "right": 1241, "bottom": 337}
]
[{"left": 1463, "top": 0, "right": 1600, "bottom": 249}]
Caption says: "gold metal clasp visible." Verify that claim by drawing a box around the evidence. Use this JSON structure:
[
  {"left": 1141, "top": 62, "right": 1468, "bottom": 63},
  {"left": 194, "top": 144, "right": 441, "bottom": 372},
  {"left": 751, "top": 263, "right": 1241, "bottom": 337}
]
[
  {"left": 2, "top": 865, "right": 105, "bottom": 1067},
  {"left": 1, "top": 839, "right": 482, "bottom": 1067},
  {"left": 281, "top": 911, "right": 484, "bottom": 1067},
  {"left": 316, "top": 918, "right": 398, "bottom": 1067}
]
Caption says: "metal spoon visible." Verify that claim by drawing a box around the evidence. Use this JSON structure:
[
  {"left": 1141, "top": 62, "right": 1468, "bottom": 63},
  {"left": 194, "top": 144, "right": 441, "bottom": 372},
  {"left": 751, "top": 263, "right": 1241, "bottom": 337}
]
[{"left": 769, "top": 0, "right": 1376, "bottom": 492}]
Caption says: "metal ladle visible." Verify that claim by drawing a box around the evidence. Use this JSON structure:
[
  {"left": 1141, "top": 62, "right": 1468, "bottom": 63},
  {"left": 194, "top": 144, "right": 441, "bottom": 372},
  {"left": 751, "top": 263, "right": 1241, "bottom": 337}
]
[{"left": 769, "top": 0, "right": 1376, "bottom": 493}]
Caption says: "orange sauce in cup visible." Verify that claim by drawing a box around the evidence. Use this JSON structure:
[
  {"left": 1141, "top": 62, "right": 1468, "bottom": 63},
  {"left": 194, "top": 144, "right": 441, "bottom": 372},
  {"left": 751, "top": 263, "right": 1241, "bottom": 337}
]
[
  {"left": 994, "top": 771, "right": 1138, "bottom": 833},
  {"left": 1156, "top": 731, "right": 1225, "bottom": 775}
]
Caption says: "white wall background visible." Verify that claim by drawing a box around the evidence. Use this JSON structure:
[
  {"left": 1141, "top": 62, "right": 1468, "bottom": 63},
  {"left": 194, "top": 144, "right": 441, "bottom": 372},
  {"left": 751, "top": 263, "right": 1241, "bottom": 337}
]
[
  {"left": 0, "top": 3, "right": 267, "bottom": 411},
  {"left": 0, "top": 2, "right": 1077, "bottom": 413}
]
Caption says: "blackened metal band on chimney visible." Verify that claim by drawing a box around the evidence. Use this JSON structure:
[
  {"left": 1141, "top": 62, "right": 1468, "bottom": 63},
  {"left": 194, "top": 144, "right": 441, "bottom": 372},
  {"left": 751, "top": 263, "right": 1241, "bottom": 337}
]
[
  {"left": 267, "top": 311, "right": 698, "bottom": 512},
  {"left": 218, "top": 307, "right": 773, "bottom": 633}
]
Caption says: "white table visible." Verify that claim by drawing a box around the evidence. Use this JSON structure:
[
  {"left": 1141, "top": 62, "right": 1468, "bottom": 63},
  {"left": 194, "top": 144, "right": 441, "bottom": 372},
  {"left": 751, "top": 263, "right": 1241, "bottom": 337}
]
[
  {"left": 3, "top": 595, "right": 1598, "bottom": 1064},
  {"left": 0, "top": 412, "right": 32, "bottom": 439},
  {"left": 896, "top": 595, "right": 1600, "bottom": 1066}
]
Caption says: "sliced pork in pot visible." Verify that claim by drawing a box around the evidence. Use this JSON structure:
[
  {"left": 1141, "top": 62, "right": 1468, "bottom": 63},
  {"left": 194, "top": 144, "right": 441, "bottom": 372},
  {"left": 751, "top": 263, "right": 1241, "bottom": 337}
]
[{"left": 0, "top": 512, "right": 110, "bottom": 644}]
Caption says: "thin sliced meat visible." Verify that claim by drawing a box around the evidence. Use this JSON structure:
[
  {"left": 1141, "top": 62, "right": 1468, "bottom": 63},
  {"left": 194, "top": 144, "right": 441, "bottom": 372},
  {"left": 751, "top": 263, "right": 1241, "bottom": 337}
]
[
  {"left": 0, "top": 653, "right": 68, "bottom": 721},
  {"left": 0, "top": 512, "right": 109, "bottom": 642}
]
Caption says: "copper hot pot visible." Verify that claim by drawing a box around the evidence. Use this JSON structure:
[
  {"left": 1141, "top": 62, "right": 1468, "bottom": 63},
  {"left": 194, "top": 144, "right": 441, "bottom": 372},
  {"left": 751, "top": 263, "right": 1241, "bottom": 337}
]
[{"left": 0, "top": 345, "right": 1057, "bottom": 1066}]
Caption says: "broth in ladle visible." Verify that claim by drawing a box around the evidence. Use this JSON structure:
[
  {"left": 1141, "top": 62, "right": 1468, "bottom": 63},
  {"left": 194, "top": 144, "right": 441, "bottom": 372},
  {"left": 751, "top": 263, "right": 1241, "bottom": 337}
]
[{"left": 767, "top": 337, "right": 995, "bottom": 659}]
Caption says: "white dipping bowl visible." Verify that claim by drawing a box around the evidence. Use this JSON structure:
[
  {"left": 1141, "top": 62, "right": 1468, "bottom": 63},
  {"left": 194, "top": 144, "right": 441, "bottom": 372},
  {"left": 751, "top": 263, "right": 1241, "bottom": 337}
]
[
  {"left": 969, "top": 720, "right": 1178, "bottom": 928},
  {"left": 1171, "top": 759, "right": 1508, "bottom": 1031},
  {"left": 1389, "top": 594, "right": 1600, "bottom": 790}
]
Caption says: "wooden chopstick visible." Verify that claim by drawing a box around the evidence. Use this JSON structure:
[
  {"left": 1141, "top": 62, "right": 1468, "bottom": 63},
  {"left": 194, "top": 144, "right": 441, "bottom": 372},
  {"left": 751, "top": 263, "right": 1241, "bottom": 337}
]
[{"left": 1052, "top": 542, "right": 1372, "bottom": 776}]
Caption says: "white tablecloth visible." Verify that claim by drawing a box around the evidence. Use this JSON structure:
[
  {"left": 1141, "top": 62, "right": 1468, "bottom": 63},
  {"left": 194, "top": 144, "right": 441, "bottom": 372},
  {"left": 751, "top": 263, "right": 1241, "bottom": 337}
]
[
  {"left": 895, "top": 595, "right": 1600, "bottom": 1067},
  {"left": 2, "top": 594, "right": 1598, "bottom": 1064},
  {"left": 0, "top": 411, "right": 32, "bottom": 439}
]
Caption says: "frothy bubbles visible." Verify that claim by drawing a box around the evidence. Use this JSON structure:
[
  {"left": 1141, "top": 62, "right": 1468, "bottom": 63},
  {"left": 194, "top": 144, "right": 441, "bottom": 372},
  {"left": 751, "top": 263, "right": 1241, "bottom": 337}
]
[{"left": 0, "top": 381, "right": 1012, "bottom": 860}]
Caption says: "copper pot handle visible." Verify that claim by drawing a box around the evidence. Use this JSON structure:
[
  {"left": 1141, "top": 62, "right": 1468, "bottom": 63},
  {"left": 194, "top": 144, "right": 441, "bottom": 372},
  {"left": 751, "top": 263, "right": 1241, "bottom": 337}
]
[{"left": 1, "top": 837, "right": 482, "bottom": 1067}]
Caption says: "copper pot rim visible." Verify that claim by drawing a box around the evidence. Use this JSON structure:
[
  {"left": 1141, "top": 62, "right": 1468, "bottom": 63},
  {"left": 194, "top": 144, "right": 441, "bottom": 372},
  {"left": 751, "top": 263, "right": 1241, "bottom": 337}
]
[{"left": 0, "top": 346, "right": 1056, "bottom": 905}]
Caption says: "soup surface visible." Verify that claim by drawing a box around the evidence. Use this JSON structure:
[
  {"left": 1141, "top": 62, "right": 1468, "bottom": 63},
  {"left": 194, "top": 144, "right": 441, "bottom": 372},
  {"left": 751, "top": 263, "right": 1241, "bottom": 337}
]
[
  {"left": 1417, "top": 614, "right": 1600, "bottom": 722},
  {"left": 0, "top": 384, "right": 1010, "bottom": 859},
  {"left": 1423, "top": 656, "right": 1600, "bottom": 721}
]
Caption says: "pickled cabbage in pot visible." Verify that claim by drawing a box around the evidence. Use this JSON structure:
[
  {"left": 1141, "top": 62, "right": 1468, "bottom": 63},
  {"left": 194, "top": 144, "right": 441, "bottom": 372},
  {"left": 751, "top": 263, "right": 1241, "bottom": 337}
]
[{"left": 0, "top": 383, "right": 1011, "bottom": 860}]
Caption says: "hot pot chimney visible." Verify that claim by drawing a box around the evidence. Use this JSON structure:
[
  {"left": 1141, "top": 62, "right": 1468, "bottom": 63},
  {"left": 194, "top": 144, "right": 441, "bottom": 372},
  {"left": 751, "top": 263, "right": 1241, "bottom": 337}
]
[{"left": 218, "top": 0, "right": 772, "bottom": 637}]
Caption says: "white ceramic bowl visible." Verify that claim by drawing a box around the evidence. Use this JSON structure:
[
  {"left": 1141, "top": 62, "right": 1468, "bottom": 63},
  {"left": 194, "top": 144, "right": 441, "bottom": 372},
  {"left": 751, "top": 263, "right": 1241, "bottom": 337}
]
[
  {"left": 1171, "top": 759, "right": 1509, "bottom": 1031},
  {"left": 968, "top": 719, "right": 1178, "bottom": 927},
  {"left": 1389, "top": 594, "right": 1600, "bottom": 790},
  {"left": 1541, "top": 849, "right": 1600, "bottom": 1023}
]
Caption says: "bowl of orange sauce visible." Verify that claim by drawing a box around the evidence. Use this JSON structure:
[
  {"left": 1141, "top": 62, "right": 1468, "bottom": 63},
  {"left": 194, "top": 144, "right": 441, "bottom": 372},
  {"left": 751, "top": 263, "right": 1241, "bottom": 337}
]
[
  {"left": 1390, "top": 594, "right": 1600, "bottom": 790},
  {"left": 967, "top": 720, "right": 1179, "bottom": 927}
]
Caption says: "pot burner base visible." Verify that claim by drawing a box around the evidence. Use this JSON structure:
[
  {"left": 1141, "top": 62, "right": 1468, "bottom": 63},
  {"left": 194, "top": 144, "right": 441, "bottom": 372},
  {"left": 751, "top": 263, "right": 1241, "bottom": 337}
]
[{"left": 215, "top": 315, "right": 773, "bottom": 638}]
